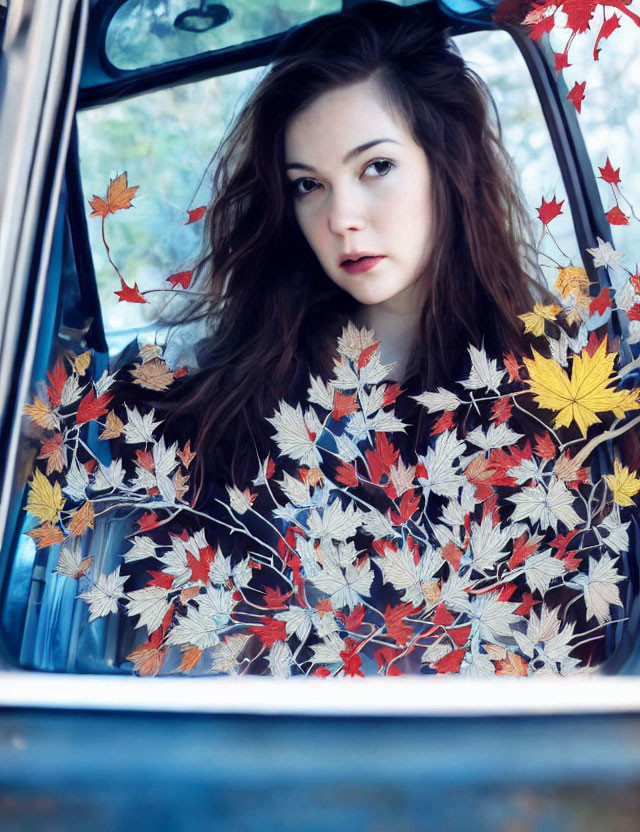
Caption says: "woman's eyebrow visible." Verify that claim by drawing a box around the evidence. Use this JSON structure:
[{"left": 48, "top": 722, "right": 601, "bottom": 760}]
[{"left": 285, "top": 138, "right": 400, "bottom": 172}]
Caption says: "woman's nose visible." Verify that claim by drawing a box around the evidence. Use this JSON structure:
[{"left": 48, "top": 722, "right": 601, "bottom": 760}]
[{"left": 326, "top": 186, "right": 366, "bottom": 236}]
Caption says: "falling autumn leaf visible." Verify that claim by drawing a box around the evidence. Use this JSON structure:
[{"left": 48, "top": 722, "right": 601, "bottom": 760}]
[
  {"left": 599, "top": 157, "right": 621, "bottom": 185},
  {"left": 589, "top": 287, "right": 612, "bottom": 316},
  {"left": 537, "top": 196, "right": 564, "bottom": 226},
  {"left": 130, "top": 358, "right": 174, "bottom": 391},
  {"left": 603, "top": 459, "right": 640, "bottom": 506},
  {"left": 115, "top": 277, "right": 146, "bottom": 304},
  {"left": 524, "top": 337, "right": 640, "bottom": 435},
  {"left": 185, "top": 206, "right": 206, "bottom": 224},
  {"left": 554, "top": 266, "right": 589, "bottom": 298},
  {"left": 26, "top": 468, "right": 65, "bottom": 525},
  {"left": 89, "top": 172, "right": 139, "bottom": 218},
  {"left": 518, "top": 303, "right": 563, "bottom": 337},
  {"left": 605, "top": 206, "right": 629, "bottom": 226},
  {"left": 167, "top": 271, "right": 193, "bottom": 290},
  {"left": 127, "top": 642, "right": 165, "bottom": 676},
  {"left": 567, "top": 81, "right": 586, "bottom": 113}
]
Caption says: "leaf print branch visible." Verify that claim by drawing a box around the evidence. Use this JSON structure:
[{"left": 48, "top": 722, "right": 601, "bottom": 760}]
[{"left": 88, "top": 172, "right": 207, "bottom": 303}]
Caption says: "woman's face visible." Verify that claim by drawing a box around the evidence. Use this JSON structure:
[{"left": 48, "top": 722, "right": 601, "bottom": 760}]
[{"left": 284, "top": 78, "right": 434, "bottom": 313}]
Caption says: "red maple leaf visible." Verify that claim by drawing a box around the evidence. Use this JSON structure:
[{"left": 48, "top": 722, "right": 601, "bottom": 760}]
[
  {"left": 249, "top": 617, "right": 287, "bottom": 647},
  {"left": 599, "top": 157, "right": 621, "bottom": 185},
  {"left": 441, "top": 542, "right": 463, "bottom": 571},
  {"left": 389, "top": 489, "right": 421, "bottom": 525},
  {"left": 137, "top": 511, "right": 161, "bottom": 532},
  {"left": 135, "top": 449, "right": 155, "bottom": 472},
  {"left": 332, "top": 390, "right": 359, "bottom": 420},
  {"left": 185, "top": 206, "right": 206, "bottom": 224},
  {"left": 382, "top": 383, "right": 403, "bottom": 406},
  {"left": 503, "top": 351, "right": 521, "bottom": 382},
  {"left": 554, "top": 50, "right": 571, "bottom": 71},
  {"left": 147, "top": 570, "right": 174, "bottom": 589},
  {"left": 187, "top": 544, "right": 215, "bottom": 584},
  {"left": 76, "top": 390, "right": 113, "bottom": 425},
  {"left": 343, "top": 604, "right": 366, "bottom": 632},
  {"left": 335, "top": 461, "right": 359, "bottom": 487},
  {"left": 339, "top": 638, "right": 365, "bottom": 677},
  {"left": 449, "top": 625, "right": 471, "bottom": 648},
  {"left": 167, "top": 270, "right": 193, "bottom": 289},
  {"left": 313, "top": 666, "right": 331, "bottom": 677},
  {"left": 173, "top": 367, "right": 188, "bottom": 378},
  {"left": 627, "top": 304, "right": 640, "bottom": 321},
  {"left": 115, "top": 277, "right": 146, "bottom": 304},
  {"left": 630, "top": 273, "right": 640, "bottom": 295},
  {"left": 46, "top": 358, "right": 67, "bottom": 407},
  {"left": 594, "top": 13, "right": 621, "bottom": 60},
  {"left": 534, "top": 431, "right": 556, "bottom": 459},
  {"left": 606, "top": 206, "right": 629, "bottom": 226},
  {"left": 431, "top": 411, "right": 456, "bottom": 435},
  {"left": 508, "top": 533, "right": 539, "bottom": 570},
  {"left": 549, "top": 530, "right": 580, "bottom": 558},
  {"left": 433, "top": 603, "right": 455, "bottom": 627},
  {"left": 529, "top": 13, "right": 555, "bottom": 40},
  {"left": 537, "top": 196, "right": 564, "bottom": 226},
  {"left": 375, "top": 646, "right": 403, "bottom": 676},
  {"left": 357, "top": 342, "right": 380, "bottom": 371},
  {"left": 589, "top": 287, "right": 612, "bottom": 316},
  {"left": 365, "top": 433, "right": 399, "bottom": 484},
  {"left": 567, "top": 81, "right": 586, "bottom": 113},
  {"left": 515, "top": 592, "right": 540, "bottom": 617},
  {"left": 433, "top": 648, "right": 465, "bottom": 674},
  {"left": 177, "top": 440, "right": 196, "bottom": 469},
  {"left": 263, "top": 586, "right": 291, "bottom": 609},
  {"left": 491, "top": 396, "right": 513, "bottom": 425},
  {"left": 556, "top": 549, "right": 583, "bottom": 571},
  {"left": 498, "top": 583, "right": 517, "bottom": 602},
  {"left": 384, "top": 602, "right": 416, "bottom": 647}
]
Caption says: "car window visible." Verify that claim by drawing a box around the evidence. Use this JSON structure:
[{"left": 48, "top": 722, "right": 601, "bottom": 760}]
[
  {"left": 79, "top": 28, "right": 582, "bottom": 358},
  {"left": 106, "top": 0, "right": 342, "bottom": 70}
]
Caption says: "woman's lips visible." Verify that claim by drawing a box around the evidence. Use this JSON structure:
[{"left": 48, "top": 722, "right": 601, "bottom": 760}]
[{"left": 340, "top": 256, "right": 385, "bottom": 274}]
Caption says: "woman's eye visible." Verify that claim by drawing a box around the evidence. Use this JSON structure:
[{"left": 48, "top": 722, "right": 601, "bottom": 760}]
[
  {"left": 291, "top": 177, "right": 318, "bottom": 198},
  {"left": 365, "top": 159, "right": 394, "bottom": 177}
]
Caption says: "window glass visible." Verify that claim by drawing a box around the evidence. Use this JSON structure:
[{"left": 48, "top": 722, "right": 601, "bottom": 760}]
[{"left": 106, "top": 0, "right": 342, "bottom": 70}]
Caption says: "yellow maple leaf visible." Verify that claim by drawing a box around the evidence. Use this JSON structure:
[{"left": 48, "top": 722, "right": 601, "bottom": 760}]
[
  {"left": 89, "top": 172, "right": 139, "bottom": 218},
  {"left": 25, "top": 468, "right": 65, "bottom": 525},
  {"left": 24, "top": 396, "right": 59, "bottom": 430},
  {"left": 73, "top": 350, "right": 92, "bottom": 376},
  {"left": 523, "top": 337, "right": 640, "bottom": 435},
  {"left": 603, "top": 459, "right": 640, "bottom": 506},
  {"left": 518, "top": 303, "right": 563, "bottom": 337},
  {"left": 554, "top": 266, "right": 589, "bottom": 298}
]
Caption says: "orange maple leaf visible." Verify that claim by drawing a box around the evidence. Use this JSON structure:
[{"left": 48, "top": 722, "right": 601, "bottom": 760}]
[{"left": 89, "top": 172, "right": 139, "bottom": 218}]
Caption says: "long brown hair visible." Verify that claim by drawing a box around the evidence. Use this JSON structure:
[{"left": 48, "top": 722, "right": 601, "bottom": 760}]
[{"left": 162, "top": 1, "right": 546, "bottom": 496}]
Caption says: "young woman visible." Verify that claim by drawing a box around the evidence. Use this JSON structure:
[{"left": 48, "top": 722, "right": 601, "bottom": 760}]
[
  {"left": 30, "top": 1, "right": 631, "bottom": 678},
  {"left": 163, "top": 0, "right": 546, "bottom": 496}
]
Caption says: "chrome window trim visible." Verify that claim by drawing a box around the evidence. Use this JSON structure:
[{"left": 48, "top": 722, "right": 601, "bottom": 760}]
[
  {"left": 0, "top": 0, "right": 89, "bottom": 546},
  {"left": 1, "top": 672, "right": 640, "bottom": 715}
]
